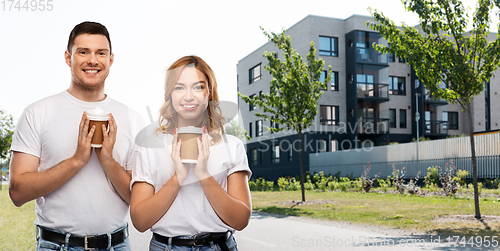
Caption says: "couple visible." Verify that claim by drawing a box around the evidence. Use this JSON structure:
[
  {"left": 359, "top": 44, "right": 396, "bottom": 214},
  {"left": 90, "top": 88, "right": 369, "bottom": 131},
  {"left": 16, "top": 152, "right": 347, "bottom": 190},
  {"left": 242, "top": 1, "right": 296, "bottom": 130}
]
[{"left": 9, "top": 21, "right": 251, "bottom": 251}]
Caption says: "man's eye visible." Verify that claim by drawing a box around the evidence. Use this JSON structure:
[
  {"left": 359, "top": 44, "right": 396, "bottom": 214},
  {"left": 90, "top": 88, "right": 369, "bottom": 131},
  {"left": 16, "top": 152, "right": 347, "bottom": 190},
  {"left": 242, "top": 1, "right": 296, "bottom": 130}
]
[
  {"left": 79, "top": 51, "right": 87, "bottom": 55},
  {"left": 99, "top": 52, "right": 107, "bottom": 56}
]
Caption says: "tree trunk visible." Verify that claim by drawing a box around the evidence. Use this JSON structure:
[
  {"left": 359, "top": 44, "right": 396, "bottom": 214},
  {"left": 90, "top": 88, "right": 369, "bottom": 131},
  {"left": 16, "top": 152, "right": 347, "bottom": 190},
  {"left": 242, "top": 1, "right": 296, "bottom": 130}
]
[
  {"left": 298, "top": 130, "right": 305, "bottom": 202},
  {"left": 466, "top": 104, "right": 481, "bottom": 219}
]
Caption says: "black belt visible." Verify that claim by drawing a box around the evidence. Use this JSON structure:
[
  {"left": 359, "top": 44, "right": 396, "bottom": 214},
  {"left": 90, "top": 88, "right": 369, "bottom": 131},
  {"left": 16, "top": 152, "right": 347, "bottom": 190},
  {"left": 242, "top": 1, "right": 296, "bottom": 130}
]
[
  {"left": 153, "top": 232, "right": 230, "bottom": 251},
  {"left": 38, "top": 226, "right": 128, "bottom": 250}
]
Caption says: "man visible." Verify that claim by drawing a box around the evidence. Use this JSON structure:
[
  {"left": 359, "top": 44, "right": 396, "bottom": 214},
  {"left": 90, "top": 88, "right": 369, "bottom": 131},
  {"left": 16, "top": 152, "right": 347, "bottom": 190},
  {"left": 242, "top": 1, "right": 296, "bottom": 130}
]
[{"left": 9, "top": 21, "right": 142, "bottom": 250}]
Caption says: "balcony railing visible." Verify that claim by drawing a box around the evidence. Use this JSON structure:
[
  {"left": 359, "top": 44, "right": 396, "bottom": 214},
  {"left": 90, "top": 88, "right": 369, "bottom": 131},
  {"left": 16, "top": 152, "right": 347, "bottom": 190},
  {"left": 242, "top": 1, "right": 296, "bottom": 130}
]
[
  {"left": 356, "top": 48, "right": 388, "bottom": 64},
  {"left": 424, "top": 120, "right": 449, "bottom": 135},
  {"left": 357, "top": 83, "right": 389, "bottom": 100},
  {"left": 357, "top": 117, "right": 389, "bottom": 134}
]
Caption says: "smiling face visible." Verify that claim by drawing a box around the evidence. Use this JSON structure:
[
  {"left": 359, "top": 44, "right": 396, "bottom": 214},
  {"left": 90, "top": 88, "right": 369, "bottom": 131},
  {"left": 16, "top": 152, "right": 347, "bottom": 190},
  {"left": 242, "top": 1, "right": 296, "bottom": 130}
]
[
  {"left": 65, "top": 33, "right": 113, "bottom": 92},
  {"left": 171, "top": 66, "right": 210, "bottom": 127}
]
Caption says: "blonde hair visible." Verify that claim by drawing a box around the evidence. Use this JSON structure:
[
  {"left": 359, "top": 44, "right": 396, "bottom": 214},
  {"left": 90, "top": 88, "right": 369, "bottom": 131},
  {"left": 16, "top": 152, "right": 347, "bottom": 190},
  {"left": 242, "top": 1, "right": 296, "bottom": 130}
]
[{"left": 157, "top": 55, "right": 225, "bottom": 145}]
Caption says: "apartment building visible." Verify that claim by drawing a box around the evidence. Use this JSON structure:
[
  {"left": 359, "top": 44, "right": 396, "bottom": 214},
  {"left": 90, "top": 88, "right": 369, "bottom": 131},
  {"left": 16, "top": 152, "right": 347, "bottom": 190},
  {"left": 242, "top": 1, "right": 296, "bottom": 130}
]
[{"left": 237, "top": 15, "right": 500, "bottom": 180}]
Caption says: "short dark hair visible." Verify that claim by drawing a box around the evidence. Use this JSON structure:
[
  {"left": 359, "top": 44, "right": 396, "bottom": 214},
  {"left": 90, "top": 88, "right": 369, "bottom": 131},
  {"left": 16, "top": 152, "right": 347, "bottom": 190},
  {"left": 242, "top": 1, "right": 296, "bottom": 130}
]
[{"left": 67, "top": 21, "right": 111, "bottom": 53}]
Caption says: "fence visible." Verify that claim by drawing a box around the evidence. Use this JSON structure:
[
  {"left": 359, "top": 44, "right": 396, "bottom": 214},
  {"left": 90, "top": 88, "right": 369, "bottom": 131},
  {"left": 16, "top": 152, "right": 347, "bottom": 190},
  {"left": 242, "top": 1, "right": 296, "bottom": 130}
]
[{"left": 309, "top": 133, "right": 500, "bottom": 179}]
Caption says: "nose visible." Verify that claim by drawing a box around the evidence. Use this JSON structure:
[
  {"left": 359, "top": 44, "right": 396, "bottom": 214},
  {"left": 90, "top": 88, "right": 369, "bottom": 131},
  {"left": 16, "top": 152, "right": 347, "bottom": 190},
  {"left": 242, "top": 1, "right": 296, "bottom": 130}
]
[
  {"left": 88, "top": 53, "right": 98, "bottom": 65},
  {"left": 183, "top": 88, "right": 194, "bottom": 101}
]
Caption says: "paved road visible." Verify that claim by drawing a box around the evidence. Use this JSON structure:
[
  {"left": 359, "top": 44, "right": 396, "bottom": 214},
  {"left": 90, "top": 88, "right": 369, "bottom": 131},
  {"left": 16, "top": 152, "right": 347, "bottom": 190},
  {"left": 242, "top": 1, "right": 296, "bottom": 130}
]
[
  {"left": 128, "top": 211, "right": 484, "bottom": 251},
  {"left": 233, "top": 211, "right": 483, "bottom": 251}
]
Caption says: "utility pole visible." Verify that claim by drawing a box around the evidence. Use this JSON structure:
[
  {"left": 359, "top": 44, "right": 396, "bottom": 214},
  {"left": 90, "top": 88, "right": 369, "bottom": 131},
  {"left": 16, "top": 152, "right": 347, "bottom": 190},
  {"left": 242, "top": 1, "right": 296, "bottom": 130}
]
[{"left": 415, "top": 92, "right": 420, "bottom": 169}]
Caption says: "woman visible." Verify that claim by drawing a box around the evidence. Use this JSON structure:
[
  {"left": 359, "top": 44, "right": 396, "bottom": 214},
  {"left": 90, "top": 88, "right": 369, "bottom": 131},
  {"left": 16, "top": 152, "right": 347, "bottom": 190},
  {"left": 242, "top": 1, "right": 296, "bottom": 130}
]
[{"left": 130, "top": 55, "right": 251, "bottom": 251}]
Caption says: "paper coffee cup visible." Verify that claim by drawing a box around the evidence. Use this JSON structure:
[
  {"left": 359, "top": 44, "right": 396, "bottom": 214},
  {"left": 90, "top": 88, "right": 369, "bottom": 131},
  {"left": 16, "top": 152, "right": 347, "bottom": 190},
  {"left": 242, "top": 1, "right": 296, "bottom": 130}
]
[
  {"left": 178, "top": 126, "right": 203, "bottom": 164},
  {"left": 87, "top": 107, "right": 109, "bottom": 148}
]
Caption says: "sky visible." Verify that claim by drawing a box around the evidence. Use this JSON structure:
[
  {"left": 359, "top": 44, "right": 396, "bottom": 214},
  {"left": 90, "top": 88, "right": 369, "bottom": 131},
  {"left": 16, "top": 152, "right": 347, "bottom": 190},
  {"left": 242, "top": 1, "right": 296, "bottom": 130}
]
[{"left": 0, "top": 0, "right": 489, "bottom": 124}]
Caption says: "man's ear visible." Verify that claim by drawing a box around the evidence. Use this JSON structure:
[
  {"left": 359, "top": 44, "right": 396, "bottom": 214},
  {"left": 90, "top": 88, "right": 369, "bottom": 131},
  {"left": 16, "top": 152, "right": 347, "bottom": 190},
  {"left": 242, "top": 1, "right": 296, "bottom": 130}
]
[
  {"left": 65, "top": 50, "right": 71, "bottom": 67},
  {"left": 109, "top": 53, "right": 114, "bottom": 67}
]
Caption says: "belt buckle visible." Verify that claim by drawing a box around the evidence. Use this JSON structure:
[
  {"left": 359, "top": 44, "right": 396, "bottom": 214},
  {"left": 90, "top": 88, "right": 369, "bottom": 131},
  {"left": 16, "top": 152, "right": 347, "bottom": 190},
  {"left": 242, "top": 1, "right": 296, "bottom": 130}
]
[
  {"left": 193, "top": 233, "right": 209, "bottom": 247},
  {"left": 84, "top": 235, "right": 97, "bottom": 250}
]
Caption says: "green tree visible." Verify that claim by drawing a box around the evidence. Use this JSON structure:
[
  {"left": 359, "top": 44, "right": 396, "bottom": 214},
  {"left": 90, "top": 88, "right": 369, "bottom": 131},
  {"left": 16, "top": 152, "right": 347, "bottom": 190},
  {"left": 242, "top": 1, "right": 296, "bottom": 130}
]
[
  {"left": 0, "top": 110, "right": 14, "bottom": 162},
  {"left": 225, "top": 118, "right": 249, "bottom": 141},
  {"left": 367, "top": 0, "right": 500, "bottom": 219},
  {"left": 238, "top": 28, "right": 332, "bottom": 202}
]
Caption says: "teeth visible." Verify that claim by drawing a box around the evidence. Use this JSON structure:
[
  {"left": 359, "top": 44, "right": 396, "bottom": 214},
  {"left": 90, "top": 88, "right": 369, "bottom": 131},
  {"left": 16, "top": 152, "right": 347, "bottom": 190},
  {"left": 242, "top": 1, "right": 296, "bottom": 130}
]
[
  {"left": 85, "top": 70, "right": 98, "bottom": 73},
  {"left": 182, "top": 105, "right": 197, "bottom": 108}
]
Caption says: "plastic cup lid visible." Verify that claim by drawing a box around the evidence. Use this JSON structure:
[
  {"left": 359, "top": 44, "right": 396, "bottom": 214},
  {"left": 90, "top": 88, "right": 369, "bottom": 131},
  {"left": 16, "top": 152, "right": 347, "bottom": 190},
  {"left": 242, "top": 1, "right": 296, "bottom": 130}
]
[
  {"left": 177, "top": 126, "right": 202, "bottom": 134},
  {"left": 87, "top": 107, "right": 108, "bottom": 121}
]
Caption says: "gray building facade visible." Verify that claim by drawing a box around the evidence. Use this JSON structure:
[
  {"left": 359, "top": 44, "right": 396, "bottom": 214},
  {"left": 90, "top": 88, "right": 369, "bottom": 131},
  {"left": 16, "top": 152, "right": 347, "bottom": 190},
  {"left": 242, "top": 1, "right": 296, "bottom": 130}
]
[{"left": 237, "top": 15, "right": 500, "bottom": 180}]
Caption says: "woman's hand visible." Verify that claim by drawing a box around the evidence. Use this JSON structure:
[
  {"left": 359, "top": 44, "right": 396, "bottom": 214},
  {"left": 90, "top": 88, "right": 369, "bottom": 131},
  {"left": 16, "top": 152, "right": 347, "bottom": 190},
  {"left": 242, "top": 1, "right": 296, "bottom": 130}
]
[
  {"left": 194, "top": 126, "right": 211, "bottom": 181},
  {"left": 171, "top": 128, "right": 188, "bottom": 185}
]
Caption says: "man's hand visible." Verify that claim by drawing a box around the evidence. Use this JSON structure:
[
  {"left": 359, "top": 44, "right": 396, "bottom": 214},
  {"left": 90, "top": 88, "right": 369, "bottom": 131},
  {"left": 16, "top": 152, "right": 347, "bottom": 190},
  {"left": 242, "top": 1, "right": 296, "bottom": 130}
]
[
  {"left": 95, "top": 113, "right": 117, "bottom": 167},
  {"left": 72, "top": 111, "right": 95, "bottom": 167}
]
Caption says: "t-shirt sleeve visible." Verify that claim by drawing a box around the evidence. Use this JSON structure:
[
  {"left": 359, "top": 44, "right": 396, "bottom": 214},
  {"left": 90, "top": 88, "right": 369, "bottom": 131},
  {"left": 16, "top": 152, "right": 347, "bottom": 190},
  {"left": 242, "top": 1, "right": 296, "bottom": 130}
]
[
  {"left": 10, "top": 108, "right": 41, "bottom": 158},
  {"left": 125, "top": 110, "right": 146, "bottom": 171},
  {"left": 227, "top": 138, "right": 252, "bottom": 179},
  {"left": 130, "top": 146, "right": 155, "bottom": 190}
]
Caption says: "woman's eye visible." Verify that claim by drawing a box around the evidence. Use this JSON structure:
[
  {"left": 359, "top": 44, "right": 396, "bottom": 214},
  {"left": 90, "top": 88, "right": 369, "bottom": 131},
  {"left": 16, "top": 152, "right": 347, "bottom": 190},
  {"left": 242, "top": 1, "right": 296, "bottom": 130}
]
[{"left": 174, "top": 86, "right": 183, "bottom": 90}]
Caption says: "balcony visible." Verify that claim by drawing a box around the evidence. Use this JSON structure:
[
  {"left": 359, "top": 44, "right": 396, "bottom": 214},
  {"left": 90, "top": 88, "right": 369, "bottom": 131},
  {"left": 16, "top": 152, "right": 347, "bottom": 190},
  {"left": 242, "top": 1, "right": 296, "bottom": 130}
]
[
  {"left": 424, "top": 120, "right": 449, "bottom": 136},
  {"left": 356, "top": 48, "right": 388, "bottom": 65},
  {"left": 423, "top": 92, "right": 448, "bottom": 105},
  {"left": 357, "top": 83, "right": 390, "bottom": 102},
  {"left": 358, "top": 117, "right": 389, "bottom": 134}
]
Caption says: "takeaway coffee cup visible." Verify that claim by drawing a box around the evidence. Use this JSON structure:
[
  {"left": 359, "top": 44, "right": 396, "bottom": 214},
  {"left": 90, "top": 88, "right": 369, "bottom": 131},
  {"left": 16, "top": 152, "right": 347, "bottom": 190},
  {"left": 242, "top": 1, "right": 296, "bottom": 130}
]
[
  {"left": 87, "top": 107, "right": 109, "bottom": 148},
  {"left": 178, "top": 126, "right": 203, "bottom": 164}
]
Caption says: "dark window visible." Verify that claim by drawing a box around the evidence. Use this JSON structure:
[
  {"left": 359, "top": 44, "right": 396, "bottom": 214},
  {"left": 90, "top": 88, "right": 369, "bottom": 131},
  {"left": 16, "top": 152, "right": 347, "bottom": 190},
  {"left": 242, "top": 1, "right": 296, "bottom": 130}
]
[
  {"left": 331, "top": 140, "right": 337, "bottom": 152},
  {"left": 320, "top": 105, "right": 339, "bottom": 125},
  {"left": 389, "top": 109, "right": 396, "bottom": 128},
  {"left": 389, "top": 76, "right": 406, "bottom": 95},
  {"left": 250, "top": 149, "right": 258, "bottom": 166},
  {"left": 249, "top": 64, "right": 261, "bottom": 83},
  {"left": 249, "top": 94, "right": 255, "bottom": 111},
  {"left": 317, "top": 140, "right": 327, "bottom": 153},
  {"left": 270, "top": 119, "right": 279, "bottom": 134},
  {"left": 248, "top": 122, "right": 252, "bottom": 138},
  {"left": 398, "top": 56, "right": 405, "bottom": 63},
  {"left": 288, "top": 147, "right": 293, "bottom": 162},
  {"left": 448, "top": 112, "right": 458, "bottom": 130},
  {"left": 387, "top": 43, "right": 395, "bottom": 62},
  {"left": 400, "top": 109, "right": 407, "bottom": 128},
  {"left": 320, "top": 71, "right": 339, "bottom": 91},
  {"left": 272, "top": 145, "right": 280, "bottom": 164},
  {"left": 485, "top": 81, "right": 491, "bottom": 131},
  {"left": 319, "top": 36, "right": 338, "bottom": 57},
  {"left": 256, "top": 120, "right": 263, "bottom": 136}
]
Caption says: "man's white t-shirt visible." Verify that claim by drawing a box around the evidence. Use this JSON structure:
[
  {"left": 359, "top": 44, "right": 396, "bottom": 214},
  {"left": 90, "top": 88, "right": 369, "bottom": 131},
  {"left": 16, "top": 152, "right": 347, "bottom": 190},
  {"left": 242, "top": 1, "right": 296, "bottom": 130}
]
[
  {"left": 131, "top": 131, "right": 251, "bottom": 237},
  {"left": 11, "top": 91, "right": 144, "bottom": 235}
]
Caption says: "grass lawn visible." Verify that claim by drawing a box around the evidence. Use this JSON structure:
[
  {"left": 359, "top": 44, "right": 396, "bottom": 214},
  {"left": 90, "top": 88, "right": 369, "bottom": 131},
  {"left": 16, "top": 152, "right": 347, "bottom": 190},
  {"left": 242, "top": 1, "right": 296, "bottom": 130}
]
[
  {"left": 251, "top": 189, "right": 500, "bottom": 237},
  {"left": 0, "top": 185, "right": 37, "bottom": 250}
]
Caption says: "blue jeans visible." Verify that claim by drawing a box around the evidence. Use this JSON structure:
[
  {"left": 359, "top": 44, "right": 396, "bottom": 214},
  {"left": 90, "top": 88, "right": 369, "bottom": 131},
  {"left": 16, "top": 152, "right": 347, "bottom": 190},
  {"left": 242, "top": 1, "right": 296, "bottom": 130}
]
[
  {"left": 36, "top": 224, "right": 131, "bottom": 251},
  {"left": 149, "top": 233, "right": 238, "bottom": 251}
]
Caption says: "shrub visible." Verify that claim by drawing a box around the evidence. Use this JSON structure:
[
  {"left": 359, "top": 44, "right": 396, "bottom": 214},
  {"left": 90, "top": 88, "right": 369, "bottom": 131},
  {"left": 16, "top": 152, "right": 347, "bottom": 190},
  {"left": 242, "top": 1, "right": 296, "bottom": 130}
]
[
  {"left": 454, "top": 170, "right": 469, "bottom": 186},
  {"left": 406, "top": 171, "right": 421, "bottom": 195},
  {"left": 313, "top": 171, "right": 331, "bottom": 192},
  {"left": 438, "top": 160, "right": 459, "bottom": 196},
  {"left": 336, "top": 177, "right": 351, "bottom": 192},
  {"left": 424, "top": 166, "right": 439, "bottom": 187},
  {"left": 277, "top": 177, "right": 288, "bottom": 191},
  {"left": 304, "top": 175, "right": 315, "bottom": 191},
  {"left": 248, "top": 180, "right": 257, "bottom": 191},
  {"left": 392, "top": 165, "right": 421, "bottom": 195},
  {"left": 361, "top": 162, "right": 380, "bottom": 193},
  {"left": 249, "top": 178, "right": 275, "bottom": 191},
  {"left": 376, "top": 178, "right": 391, "bottom": 192}
]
